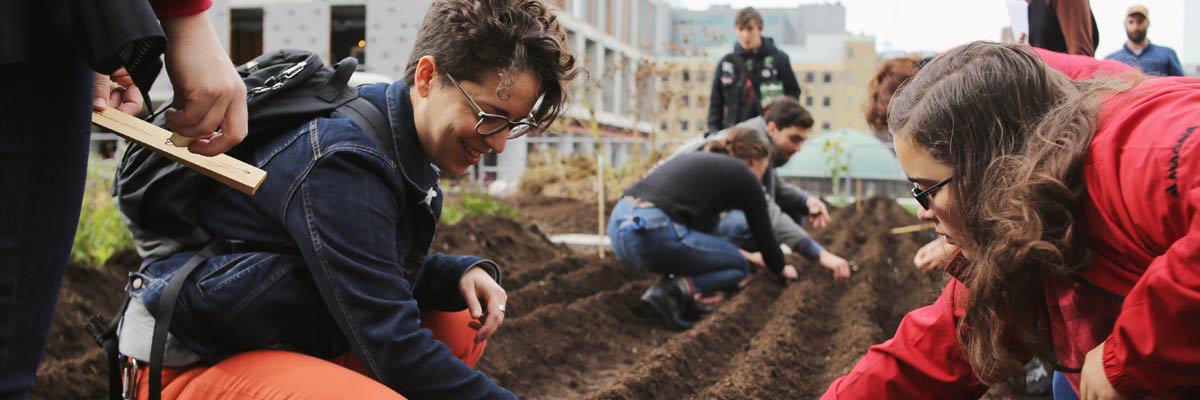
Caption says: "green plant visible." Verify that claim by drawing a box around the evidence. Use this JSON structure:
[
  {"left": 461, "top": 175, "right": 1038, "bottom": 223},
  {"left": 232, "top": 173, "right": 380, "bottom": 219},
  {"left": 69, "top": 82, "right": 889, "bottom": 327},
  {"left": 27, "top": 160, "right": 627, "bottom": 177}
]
[
  {"left": 71, "top": 157, "right": 133, "bottom": 266},
  {"left": 822, "top": 137, "right": 851, "bottom": 198},
  {"left": 441, "top": 191, "right": 518, "bottom": 225}
]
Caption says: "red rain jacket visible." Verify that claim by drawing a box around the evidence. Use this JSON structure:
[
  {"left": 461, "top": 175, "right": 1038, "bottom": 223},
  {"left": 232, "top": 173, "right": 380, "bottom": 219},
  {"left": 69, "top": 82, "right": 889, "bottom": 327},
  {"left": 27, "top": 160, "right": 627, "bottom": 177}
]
[
  {"left": 824, "top": 55, "right": 1200, "bottom": 398},
  {"left": 151, "top": 0, "right": 212, "bottom": 19}
]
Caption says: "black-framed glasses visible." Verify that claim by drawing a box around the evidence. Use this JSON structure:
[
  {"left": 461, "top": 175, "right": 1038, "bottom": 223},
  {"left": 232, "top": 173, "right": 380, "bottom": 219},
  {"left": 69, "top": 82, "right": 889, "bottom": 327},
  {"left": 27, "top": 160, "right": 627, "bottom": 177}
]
[
  {"left": 445, "top": 73, "right": 537, "bottom": 139},
  {"left": 911, "top": 176, "right": 952, "bottom": 209}
]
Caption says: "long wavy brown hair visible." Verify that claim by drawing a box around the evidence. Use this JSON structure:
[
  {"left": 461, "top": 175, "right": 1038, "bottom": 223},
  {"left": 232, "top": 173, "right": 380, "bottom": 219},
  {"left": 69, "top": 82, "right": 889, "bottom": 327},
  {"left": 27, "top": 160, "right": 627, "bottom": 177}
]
[{"left": 887, "top": 42, "right": 1138, "bottom": 386}]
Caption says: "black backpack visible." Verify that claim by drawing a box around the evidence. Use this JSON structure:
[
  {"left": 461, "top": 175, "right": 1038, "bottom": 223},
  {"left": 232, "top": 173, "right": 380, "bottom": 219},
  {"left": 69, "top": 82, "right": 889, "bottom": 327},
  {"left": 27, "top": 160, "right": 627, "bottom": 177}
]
[
  {"left": 115, "top": 49, "right": 394, "bottom": 260},
  {"left": 92, "top": 49, "right": 394, "bottom": 400}
]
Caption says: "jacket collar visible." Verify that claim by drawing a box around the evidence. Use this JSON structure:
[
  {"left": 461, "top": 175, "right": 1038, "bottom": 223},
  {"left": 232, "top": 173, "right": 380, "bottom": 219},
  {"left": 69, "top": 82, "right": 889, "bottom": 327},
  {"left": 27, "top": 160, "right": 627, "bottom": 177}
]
[{"left": 372, "top": 81, "right": 437, "bottom": 192}]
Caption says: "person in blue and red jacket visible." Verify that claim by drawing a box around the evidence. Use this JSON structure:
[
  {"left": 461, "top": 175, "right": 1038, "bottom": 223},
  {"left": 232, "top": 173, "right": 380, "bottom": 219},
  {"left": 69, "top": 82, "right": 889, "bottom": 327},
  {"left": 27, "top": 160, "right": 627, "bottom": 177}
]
[{"left": 825, "top": 41, "right": 1200, "bottom": 399}]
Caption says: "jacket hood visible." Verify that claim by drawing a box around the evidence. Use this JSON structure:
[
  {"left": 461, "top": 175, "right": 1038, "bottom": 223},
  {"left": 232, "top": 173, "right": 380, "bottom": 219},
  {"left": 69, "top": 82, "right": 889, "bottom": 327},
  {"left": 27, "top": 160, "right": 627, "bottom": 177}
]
[{"left": 734, "top": 36, "right": 778, "bottom": 58}]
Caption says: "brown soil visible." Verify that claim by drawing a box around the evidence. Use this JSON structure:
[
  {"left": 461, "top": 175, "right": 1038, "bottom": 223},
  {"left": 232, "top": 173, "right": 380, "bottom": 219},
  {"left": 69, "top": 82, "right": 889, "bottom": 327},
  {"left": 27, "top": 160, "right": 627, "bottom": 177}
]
[
  {"left": 39, "top": 196, "right": 1037, "bottom": 398},
  {"left": 476, "top": 197, "right": 950, "bottom": 399},
  {"left": 511, "top": 195, "right": 616, "bottom": 236},
  {"left": 32, "top": 250, "right": 139, "bottom": 400}
]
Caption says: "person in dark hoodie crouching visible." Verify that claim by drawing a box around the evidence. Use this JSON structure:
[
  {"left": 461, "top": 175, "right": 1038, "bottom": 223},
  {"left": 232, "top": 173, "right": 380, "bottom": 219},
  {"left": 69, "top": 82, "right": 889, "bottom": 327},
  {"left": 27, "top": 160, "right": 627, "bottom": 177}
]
[{"left": 707, "top": 7, "right": 801, "bottom": 133}]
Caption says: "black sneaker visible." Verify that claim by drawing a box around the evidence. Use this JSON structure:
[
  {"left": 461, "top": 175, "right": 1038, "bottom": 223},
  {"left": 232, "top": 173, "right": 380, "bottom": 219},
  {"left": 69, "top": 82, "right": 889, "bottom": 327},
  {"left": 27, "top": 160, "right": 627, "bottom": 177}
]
[
  {"left": 640, "top": 279, "right": 694, "bottom": 330},
  {"left": 682, "top": 299, "right": 716, "bottom": 322}
]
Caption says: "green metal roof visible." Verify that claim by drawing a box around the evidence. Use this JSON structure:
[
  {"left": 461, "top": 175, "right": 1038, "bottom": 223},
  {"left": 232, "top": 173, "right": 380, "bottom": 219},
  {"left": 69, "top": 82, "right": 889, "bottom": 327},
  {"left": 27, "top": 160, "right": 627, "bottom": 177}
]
[{"left": 775, "top": 129, "right": 907, "bottom": 181}]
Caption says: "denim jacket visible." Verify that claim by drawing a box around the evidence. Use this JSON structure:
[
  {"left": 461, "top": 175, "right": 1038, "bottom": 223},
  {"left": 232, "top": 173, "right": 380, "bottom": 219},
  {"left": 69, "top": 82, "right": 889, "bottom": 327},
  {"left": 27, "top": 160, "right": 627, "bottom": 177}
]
[{"left": 128, "top": 81, "right": 515, "bottom": 399}]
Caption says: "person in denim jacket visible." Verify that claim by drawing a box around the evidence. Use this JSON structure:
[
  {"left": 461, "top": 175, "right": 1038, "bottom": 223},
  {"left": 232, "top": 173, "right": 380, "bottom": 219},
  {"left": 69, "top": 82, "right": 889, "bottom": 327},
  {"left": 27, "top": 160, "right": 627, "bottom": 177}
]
[{"left": 119, "top": 0, "right": 579, "bottom": 398}]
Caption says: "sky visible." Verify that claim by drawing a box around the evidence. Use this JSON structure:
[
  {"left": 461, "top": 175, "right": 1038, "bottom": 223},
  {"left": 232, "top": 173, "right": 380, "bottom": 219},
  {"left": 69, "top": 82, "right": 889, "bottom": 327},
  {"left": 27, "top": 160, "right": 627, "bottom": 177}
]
[{"left": 679, "top": 0, "right": 1188, "bottom": 61}]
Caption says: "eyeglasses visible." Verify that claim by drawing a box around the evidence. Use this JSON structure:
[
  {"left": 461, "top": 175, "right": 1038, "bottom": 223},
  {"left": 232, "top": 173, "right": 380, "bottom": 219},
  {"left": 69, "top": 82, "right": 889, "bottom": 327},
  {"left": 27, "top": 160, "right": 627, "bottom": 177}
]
[
  {"left": 911, "top": 176, "right": 952, "bottom": 209},
  {"left": 444, "top": 73, "right": 537, "bottom": 139}
]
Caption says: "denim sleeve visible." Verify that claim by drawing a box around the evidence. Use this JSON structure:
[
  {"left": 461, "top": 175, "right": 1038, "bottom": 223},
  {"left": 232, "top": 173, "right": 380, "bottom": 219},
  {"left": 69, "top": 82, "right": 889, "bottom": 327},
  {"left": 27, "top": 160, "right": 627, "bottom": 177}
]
[
  {"left": 282, "top": 150, "right": 514, "bottom": 399},
  {"left": 415, "top": 254, "right": 501, "bottom": 311}
]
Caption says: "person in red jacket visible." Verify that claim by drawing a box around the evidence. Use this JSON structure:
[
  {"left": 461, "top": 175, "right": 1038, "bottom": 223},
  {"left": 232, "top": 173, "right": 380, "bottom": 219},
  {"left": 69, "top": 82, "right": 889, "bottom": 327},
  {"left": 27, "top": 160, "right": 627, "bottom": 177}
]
[
  {"left": 865, "top": 47, "right": 1134, "bottom": 275},
  {"left": 825, "top": 41, "right": 1200, "bottom": 399}
]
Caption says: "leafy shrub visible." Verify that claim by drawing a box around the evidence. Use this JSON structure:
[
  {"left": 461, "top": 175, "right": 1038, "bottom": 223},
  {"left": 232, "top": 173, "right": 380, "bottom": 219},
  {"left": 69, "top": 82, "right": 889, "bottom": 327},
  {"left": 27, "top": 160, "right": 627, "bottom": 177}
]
[
  {"left": 71, "top": 157, "right": 133, "bottom": 266},
  {"left": 441, "top": 191, "right": 518, "bottom": 225}
]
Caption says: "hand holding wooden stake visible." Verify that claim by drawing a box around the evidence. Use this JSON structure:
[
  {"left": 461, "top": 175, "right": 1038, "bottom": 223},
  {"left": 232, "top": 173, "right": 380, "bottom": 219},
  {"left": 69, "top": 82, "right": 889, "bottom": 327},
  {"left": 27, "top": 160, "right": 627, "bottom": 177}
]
[{"left": 91, "top": 108, "right": 266, "bottom": 195}]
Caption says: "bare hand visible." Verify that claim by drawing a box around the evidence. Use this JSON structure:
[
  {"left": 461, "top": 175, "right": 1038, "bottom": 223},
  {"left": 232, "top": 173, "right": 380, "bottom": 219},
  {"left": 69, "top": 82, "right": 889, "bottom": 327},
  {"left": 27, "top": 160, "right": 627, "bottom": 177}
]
[
  {"left": 161, "top": 12, "right": 248, "bottom": 156},
  {"left": 459, "top": 267, "right": 507, "bottom": 343},
  {"left": 806, "top": 197, "right": 831, "bottom": 228},
  {"left": 781, "top": 265, "right": 798, "bottom": 281},
  {"left": 1080, "top": 341, "right": 1127, "bottom": 400},
  {"left": 739, "top": 249, "right": 765, "bottom": 269},
  {"left": 93, "top": 67, "right": 144, "bottom": 115},
  {"left": 818, "top": 250, "right": 851, "bottom": 283},
  {"left": 914, "top": 236, "right": 957, "bottom": 272}
]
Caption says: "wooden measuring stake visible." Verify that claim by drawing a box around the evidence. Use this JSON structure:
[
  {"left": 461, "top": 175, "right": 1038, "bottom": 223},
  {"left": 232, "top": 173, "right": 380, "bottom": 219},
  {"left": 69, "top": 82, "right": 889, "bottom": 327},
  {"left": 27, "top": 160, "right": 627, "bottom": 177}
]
[
  {"left": 91, "top": 108, "right": 266, "bottom": 195},
  {"left": 890, "top": 222, "right": 935, "bottom": 235}
]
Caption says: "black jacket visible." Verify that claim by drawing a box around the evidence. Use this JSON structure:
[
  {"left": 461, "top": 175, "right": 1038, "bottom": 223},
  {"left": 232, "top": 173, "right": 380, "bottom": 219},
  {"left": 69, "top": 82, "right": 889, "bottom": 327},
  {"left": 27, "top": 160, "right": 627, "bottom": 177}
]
[
  {"left": 1, "top": 0, "right": 165, "bottom": 99},
  {"left": 707, "top": 37, "right": 801, "bottom": 133}
]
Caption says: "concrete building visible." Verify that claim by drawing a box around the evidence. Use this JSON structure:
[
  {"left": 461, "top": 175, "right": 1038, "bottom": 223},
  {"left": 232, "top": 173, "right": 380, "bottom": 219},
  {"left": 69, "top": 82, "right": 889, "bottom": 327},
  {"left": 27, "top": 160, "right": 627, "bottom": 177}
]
[
  {"left": 658, "top": 41, "right": 878, "bottom": 140},
  {"left": 144, "top": 0, "right": 672, "bottom": 191},
  {"left": 135, "top": 0, "right": 872, "bottom": 191},
  {"left": 657, "top": 2, "right": 876, "bottom": 143},
  {"left": 668, "top": 4, "right": 846, "bottom": 57}
]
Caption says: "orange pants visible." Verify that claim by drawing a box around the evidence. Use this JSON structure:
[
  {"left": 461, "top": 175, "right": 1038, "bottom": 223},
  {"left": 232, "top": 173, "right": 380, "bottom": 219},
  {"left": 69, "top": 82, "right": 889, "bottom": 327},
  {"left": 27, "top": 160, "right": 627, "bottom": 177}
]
[{"left": 133, "top": 310, "right": 486, "bottom": 400}]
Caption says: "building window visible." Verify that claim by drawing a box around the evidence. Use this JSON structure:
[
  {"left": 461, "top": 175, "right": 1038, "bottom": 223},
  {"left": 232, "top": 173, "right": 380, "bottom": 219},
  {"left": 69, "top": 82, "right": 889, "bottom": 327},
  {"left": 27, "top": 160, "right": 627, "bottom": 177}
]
[
  {"left": 805, "top": 96, "right": 813, "bottom": 107},
  {"left": 331, "top": 6, "right": 366, "bottom": 67},
  {"left": 805, "top": 71, "right": 814, "bottom": 83},
  {"left": 697, "top": 120, "right": 705, "bottom": 132},
  {"left": 680, "top": 120, "right": 688, "bottom": 131},
  {"left": 823, "top": 96, "right": 831, "bottom": 107},
  {"left": 681, "top": 95, "right": 689, "bottom": 107},
  {"left": 230, "top": 8, "right": 263, "bottom": 66},
  {"left": 698, "top": 69, "right": 707, "bottom": 82},
  {"left": 846, "top": 46, "right": 854, "bottom": 59},
  {"left": 682, "top": 70, "right": 690, "bottom": 82},
  {"left": 661, "top": 121, "right": 668, "bottom": 131},
  {"left": 823, "top": 72, "right": 832, "bottom": 83},
  {"left": 822, "top": 122, "right": 830, "bottom": 130}
]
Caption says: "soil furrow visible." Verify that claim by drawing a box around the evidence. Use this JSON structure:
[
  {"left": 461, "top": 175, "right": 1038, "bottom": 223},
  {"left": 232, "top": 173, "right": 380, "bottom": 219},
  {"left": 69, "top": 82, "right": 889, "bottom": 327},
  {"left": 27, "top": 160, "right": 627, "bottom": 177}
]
[
  {"left": 588, "top": 275, "right": 784, "bottom": 400},
  {"left": 477, "top": 279, "right": 672, "bottom": 399}
]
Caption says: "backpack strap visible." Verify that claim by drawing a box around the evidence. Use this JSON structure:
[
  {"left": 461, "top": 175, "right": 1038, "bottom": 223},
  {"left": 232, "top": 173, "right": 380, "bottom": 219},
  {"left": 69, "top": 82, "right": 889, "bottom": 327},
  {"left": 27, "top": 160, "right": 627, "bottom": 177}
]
[
  {"left": 337, "top": 97, "right": 395, "bottom": 164},
  {"left": 148, "top": 243, "right": 219, "bottom": 400}
]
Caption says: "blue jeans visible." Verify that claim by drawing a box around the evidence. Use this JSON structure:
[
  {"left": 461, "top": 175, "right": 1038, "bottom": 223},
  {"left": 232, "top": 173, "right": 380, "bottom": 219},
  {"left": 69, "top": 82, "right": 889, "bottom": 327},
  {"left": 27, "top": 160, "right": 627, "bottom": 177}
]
[
  {"left": 716, "top": 210, "right": 752, "bottom": 249},
  {"left": 1053, "top": 371, "right": 1079, "bottom": 400},
  {"left": 607, "top": 198, "right": 750, "bottom": 293},
  {"left": 0, "top": 24, "right": 94, "bottom": 399}
]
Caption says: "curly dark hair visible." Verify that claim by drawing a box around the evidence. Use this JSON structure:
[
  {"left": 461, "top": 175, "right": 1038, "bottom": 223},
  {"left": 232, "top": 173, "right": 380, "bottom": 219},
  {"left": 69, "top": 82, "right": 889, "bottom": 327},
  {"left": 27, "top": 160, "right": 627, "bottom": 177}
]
[
  {"left": 404, "top": 0, "right": 580, "bottom": 133},
  {"left": 865, "top": 56, "right": 922, "bottom": 133}
]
